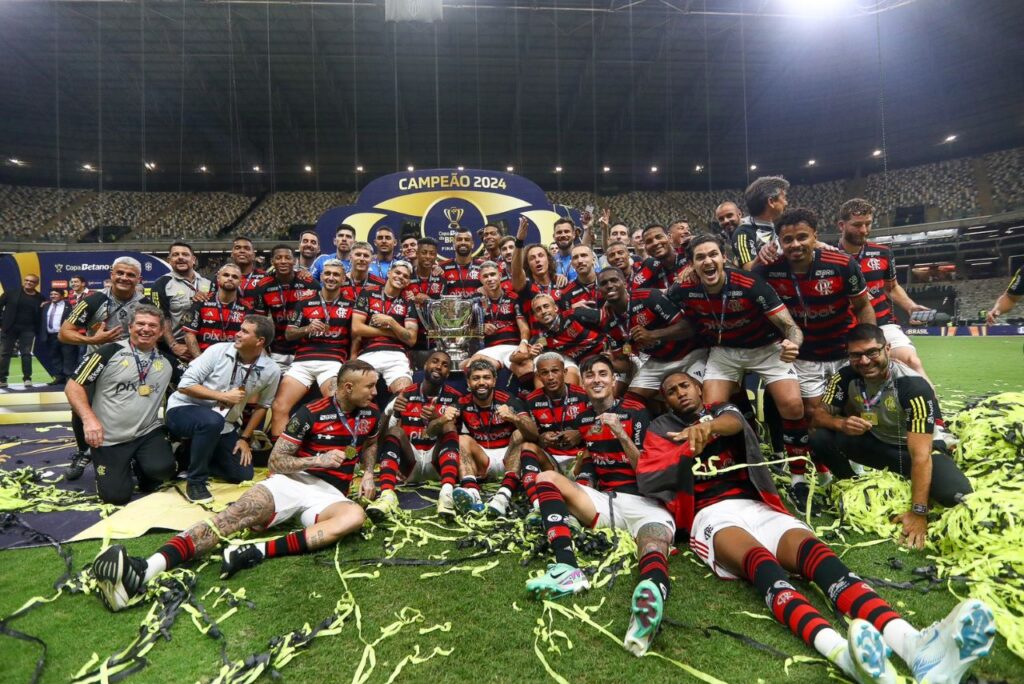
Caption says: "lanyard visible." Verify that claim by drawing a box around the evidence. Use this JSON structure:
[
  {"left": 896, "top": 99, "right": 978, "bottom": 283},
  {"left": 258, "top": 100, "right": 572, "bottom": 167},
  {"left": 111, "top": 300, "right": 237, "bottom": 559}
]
[
  {"left": 701, "top": 275, "right": 730, "bottom": 345},
  {"left": 242, "top": 271, "right": 261, "bottom": 292},
  {"left": 857, "top": 376, "right": 890, "bottom": 410},
  {"left": 129, "top": 342, "right": 157, "bottom": 387},
  {"left": 551, "top": 388, "right": 572, "bottom": 432},
  {"left": 331, "top": 398, "right": 359, "bottom": 447},
  {"left": 607, "top": 301, "right": 630, "bottom": 347},
  {"left": 789, "top": 272, "right": 809, "bottom": 327},
  {"left": 230, "top": 356, "right": 258, "bottom": 390},
  {"left": 214, "top": 297, "right": 241, "bottom": 336},
  {"left": 319, "top": 294, "right": 341, "bottom": 322},
  {"left": 104, "top": 292, "right": 133, "bottom": 325}
]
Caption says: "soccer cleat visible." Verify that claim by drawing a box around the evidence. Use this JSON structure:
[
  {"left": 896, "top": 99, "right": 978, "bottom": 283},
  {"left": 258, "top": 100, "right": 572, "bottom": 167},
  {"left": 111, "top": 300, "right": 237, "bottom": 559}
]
[
  {"left": 622, "top": 579, "right": 664, "bottom": 657},
  {"left": 788, "top": 481, "right": 813, "bottom": 514},
  {"left": 0, "top": 381, "right": 7, "bottom": 389},
  {"left": 485, "top": 492, "right": 510, "bottom": 519},
  {"left": 365, "top": 489, "right": 402, "bottom": 525},
  {"left": 525, "top": 506, "right": 543, "bottom": 530},
  {"left": 525, "top": 562, "right": 590, "bottom": 600},
  {"left": 221, "top": 544, "right": 265, "bottom": 579},
  {"left": 65, "top": 451, "right": 91, "bottom": 481},
  {"left": 185, "top": 481, "right": 214, "bottom": 504},
  {"left": 92, "top": 545, "right": 148, "bottom": 612},
  {"left": 437, "top": 484, "right": 456, "bottom": 519},
  {"left": 909, "top": 599, "right": 996, "bottom": 684},
  {"left": 844, "top": 619, "right": 898, "bottom": 683},
  {"left": 452, "top": 486, "right": 484, "bottom": 515}
]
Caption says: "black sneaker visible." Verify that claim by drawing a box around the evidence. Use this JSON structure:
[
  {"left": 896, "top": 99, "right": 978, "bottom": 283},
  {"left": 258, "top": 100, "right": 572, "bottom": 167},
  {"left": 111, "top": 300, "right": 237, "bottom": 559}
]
[
  {"left": 66, "top": 451, "right": 91, "bottom": 481},
  {"left": 92, "top": 544, "right": 148, "bottom": 612},
  {"left": 221, "top": 544, "right": 265, "bottom": 579},
  {"left": 788, "top": 481, "right": 812, "bottom": 514},
  {"left": 185, "top": 481, "right": 214, "bottom": 504}
]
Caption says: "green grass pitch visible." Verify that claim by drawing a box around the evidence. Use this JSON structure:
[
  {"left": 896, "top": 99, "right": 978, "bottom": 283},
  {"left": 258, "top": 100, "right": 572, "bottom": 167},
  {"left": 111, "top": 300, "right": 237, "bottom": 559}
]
[{"left": 2, "top": 336, "right": 1022, "bottom": 683}]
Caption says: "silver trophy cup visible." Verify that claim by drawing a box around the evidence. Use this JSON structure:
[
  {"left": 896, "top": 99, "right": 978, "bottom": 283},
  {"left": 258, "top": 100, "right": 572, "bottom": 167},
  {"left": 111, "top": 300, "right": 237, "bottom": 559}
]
[{"left": 418, "top": 295, "right": 483, "bottom": 365}]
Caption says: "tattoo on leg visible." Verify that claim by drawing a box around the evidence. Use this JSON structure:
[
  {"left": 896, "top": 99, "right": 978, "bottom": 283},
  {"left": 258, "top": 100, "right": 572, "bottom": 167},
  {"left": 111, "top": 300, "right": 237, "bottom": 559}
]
[
  {"left": 635, "top": 522, "right": 673, "bottom": 557},
  {"left": 188, "top": 485, "right": 275, "bottom": 555}
]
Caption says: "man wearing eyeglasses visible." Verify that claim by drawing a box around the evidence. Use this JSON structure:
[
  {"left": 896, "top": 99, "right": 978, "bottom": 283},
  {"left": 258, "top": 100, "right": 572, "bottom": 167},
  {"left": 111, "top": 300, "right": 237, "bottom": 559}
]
[{"left": 809, "top": 324, "right": 971, "bottom": 550}]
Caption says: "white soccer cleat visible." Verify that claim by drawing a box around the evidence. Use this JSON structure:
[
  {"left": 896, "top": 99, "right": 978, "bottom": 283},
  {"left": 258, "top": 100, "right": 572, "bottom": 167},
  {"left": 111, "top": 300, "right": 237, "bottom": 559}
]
[
  {"left": 838, "top": 619, "right": 898, "bottom": 683},
  {"left": 437, "top": 483, "right": 456, "bottom": 519},
  {"left": 908, "top": 599, "right": 997, "bottom": 684}
]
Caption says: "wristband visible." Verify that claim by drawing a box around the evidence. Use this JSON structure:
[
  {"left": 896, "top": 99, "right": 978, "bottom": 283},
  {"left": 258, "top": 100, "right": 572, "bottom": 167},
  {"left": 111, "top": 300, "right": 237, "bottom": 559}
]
[
  {"left": 238, "top": 434, "right": 251, "bottom": 443},
  {"left": 515, "top": 238, "right": 525, "bottom": 248},
  {"left": 911, "top": 503, "right": 929, "bottom": 516}
]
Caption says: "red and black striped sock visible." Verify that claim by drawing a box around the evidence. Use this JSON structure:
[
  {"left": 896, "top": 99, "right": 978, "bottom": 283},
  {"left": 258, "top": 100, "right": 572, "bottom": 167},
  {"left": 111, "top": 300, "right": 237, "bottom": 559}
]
[
  {"left": 157, "top": 534, "right": 196, "bottom": 570},
  {"left": 436, "top": 431, "right": 460, "bottom": 486},
  {"left": 265, "top": 530, "right": 309, "bottom": 559},
  {"left": 638, "top": 550, "right": 671, "bottom": 599},
  {"left": 743, "top": 547, "right": 831, "bottom": 649},
  {"left": 797, "top": 537, "right": 901, "bottom": 633},
  {"left": 520, "top": 448, "right": 542, "bottom": 505},
  {"left": 460, "top": 475, "right": 480, "bottom": 491},
  {"left": 536, "top": 481, "right": 577, "bottom": 566},
  {"left": 499, "top": 470, "right": 520, "bottom": 495},
  {"left": 782, "top": 418, "right": 811, "bottom": 475},
  {"left": 378, "top": 435, "right": 402, "bottom": 491}
]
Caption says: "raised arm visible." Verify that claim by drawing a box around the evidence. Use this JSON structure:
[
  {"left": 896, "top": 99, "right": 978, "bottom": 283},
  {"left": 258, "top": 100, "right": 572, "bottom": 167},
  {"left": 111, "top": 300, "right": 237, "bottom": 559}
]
[{"left": 511, "top": 216, "right": 529, "bottom": 292}]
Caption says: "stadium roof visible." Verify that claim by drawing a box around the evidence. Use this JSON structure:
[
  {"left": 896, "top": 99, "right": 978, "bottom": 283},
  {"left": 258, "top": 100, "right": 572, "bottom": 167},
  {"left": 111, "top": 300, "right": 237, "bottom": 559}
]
[{"left": 0, "top": 0, "right": 1022, "bottom": 193}]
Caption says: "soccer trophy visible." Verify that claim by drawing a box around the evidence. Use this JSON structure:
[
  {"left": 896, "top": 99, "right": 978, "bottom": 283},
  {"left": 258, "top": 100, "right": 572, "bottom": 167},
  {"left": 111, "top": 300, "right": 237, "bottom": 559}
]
[{"left": 418, "top": 295, "right": 484, "bottom": 366}]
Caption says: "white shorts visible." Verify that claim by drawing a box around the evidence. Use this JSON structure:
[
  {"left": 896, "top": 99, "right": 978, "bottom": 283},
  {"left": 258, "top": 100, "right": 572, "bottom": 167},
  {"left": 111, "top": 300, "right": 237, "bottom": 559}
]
[
  {"left": 581, "top": 487, "right": 676, "bottom": 538},
  {"left": 406, "top": 447, "right": 439, "bottom": 483},
  {"left": 704, "top": 343, "right": 798, "bottom": 386},
  {"left": 629, "top": 348, "right": 709, "bottom": 390},
  {"left": 358, "top": 350, "right": 413, "bottom": 386},
  {"left": 259, "top": 472, "right": 354, "bottom": 529},
  {"left": 476, "top": 344, "right": 520, "bottom": 369},
  {"left": 793, "top": 359, "right": 847, "bottom": 399},
  {"left": 285, "top": 359, "right": 342, "bottom": 389},
  {"left": 689, "top": 498, "right": 809, "bottom": 579},
  {"left": 269, "top": 352, "right": 294, "bottom": 371},
  {"left": 484, "top": 446, "right": 508, "bottom": 479},
  {"left": 881, "top": 323, "right": 914, "bottom": 351}
]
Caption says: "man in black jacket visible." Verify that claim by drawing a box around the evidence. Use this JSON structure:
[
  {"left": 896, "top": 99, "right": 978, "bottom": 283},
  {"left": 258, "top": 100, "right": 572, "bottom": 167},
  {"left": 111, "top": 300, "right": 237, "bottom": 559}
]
[{"left": 0, "top": 273, "right": 44, "bottom": 388}]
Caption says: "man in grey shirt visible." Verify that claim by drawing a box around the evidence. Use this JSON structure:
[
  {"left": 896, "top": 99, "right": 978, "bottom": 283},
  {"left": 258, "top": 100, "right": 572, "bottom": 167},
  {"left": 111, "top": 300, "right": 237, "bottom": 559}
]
[
  {"left": 165, "top": 315, "right": 281, "bottom": 503},
  {"left": 65, "top": 305, "right": 184, "bottom": 505}
]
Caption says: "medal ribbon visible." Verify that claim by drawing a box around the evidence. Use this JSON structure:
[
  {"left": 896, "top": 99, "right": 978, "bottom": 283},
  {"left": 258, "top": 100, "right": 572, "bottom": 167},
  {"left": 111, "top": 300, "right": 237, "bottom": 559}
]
[
  {"left": 331, "top": 398, "right": 359, "bottom": 449},
  {"left": 129, "top": 342, "right": 157, "bottom": 389},
  {"left": 701, "top": 273, "right": 730, "bottom": 345},
  {"left": 857, "top": 377, "right": 890, "bottom": 410}
]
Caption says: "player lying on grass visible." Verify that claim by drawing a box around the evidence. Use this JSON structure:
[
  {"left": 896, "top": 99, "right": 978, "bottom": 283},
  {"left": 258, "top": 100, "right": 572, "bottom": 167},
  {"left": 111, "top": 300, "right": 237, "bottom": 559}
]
[
  {"left": 525, "top": 354, "right": 675, "bottom": 658},
  {"left": 366, "top": 350, "right": 464, "bottom": 521},
  {"left": 638, "top": 371, "right": 996, "bottom": 684},
  {"left": 91, "top": 360, "right": 381, "bottom": 611}
]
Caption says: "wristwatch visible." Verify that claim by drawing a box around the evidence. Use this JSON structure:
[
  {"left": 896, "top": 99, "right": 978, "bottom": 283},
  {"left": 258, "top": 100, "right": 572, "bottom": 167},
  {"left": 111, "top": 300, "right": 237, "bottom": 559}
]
[{"left": 911, "top": 503, "right": 929, "bottom": 516}]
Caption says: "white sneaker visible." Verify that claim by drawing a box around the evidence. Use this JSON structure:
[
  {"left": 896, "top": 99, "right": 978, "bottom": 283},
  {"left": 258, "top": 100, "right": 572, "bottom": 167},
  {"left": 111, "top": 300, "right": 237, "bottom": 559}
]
[
  {"left": 908, "top": 599, "right": 996, "bottom": 684},
  {"left": 834, "top": 619, "right": 897, "bottom": 683},
  {"left": 437, "top": 483, "right": 456, "bottom": 518}
]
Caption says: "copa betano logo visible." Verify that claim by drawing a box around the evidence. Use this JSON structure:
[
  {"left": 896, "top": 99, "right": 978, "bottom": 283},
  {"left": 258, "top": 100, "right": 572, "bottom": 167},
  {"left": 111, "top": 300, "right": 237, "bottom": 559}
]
[{"left": 314, "top": 168, "right": 572, "bottom": 261}]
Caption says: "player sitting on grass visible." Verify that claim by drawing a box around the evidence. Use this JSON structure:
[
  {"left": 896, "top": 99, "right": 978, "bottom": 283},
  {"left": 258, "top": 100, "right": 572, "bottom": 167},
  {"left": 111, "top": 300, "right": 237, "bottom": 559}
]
[
  {"left": 91, "top": 360, "right": 381, "bottom": 611},
  {"left": 526, "top": 354, "right": 675, "bottom": 658},
  {"left": 366, "top": 350, "right": 464, "bottom": 522},
  {"left": 638, "top": 371, "right": 996, "bottom": 684}
]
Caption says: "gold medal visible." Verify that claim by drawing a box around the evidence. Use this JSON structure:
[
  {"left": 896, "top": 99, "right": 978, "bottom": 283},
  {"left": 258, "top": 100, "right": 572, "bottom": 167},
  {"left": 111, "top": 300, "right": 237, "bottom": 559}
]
[
  {"left": 861, "top": 411, "right": 878, "bottom": 426},
  {"left": 622, "top": 343, "right": 633, "bottom": 356},
  {"left": 345, "top": 446, "right": 358, "bottom": 460},
  {"left": 535, "top": 336, "right": 548, "bottom": 348},
  {"left": 138, "top": 384, "right": 152, "bottom": 396}
]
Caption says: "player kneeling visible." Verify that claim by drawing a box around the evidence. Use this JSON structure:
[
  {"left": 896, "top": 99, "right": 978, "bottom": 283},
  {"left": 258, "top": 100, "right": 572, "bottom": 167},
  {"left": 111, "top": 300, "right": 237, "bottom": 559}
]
[
  {"left": 526, "top": 355, "right": 675, "bottom": 658},
  {"left": 638, "top": 372, "right": 996, "bottom": 684},
  {"left": 91, "top": 361, "right": 381, "bottom": 611},
  {"left": 366, "top": 350, "right": 464, "bottom": 522}
]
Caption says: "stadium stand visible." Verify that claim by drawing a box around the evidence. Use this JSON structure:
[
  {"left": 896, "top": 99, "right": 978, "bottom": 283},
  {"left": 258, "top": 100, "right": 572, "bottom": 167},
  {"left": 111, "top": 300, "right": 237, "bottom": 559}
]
[
  {"left": 238, "top": 191, "right": 358, "bottom": 238},
  {"left": 0, "top": 184, "right": 89, "bottom": 240},
  {"left": 953, "top": 276, "right": 1019, "bottom": 322},
  {"left": 864, "top": 158, "right": 978, "bottom": 223},
  {"left": 145, "top": 192, "right": 253, "bottom": 240},
  {"left": 984, "top": 147, "right": 1024, "bottom": 213}
]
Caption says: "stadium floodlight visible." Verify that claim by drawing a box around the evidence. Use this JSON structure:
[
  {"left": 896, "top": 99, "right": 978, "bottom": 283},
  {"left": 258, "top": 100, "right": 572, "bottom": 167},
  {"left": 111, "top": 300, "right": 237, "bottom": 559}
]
[
  {"left": 603, "top": 166, "right": 611, "bottom": 173},
  {"left": 8, "top": 158, "right": 25, "bottom": 166},
  {"left": 944, "top": 134, "right": 958, "bottom": 143},
  {"left": 650, "top": 165, "right": 659, "bottom": 173},
  {"left": 872, "top": 149, "right": 883, "bottom": 157},
  {"left": 750, "top": 164, "right": 758, "bottom": 171},
  {"left": 198, "top": 165, "right": 208, "bottom": 173},
  {"left": 144, "top": 161, "right": 156, "bottom": 171},
  {"left": 407, "top": 165, "right": 415, "bottom": 172},
  {"left": 695, "top": 164, "right": 703, "bottom": 172},
  {"left": 304, "top": 164, "right": 313, "bottom": 172},
  {"left": 252, "top": 165, "right": 261, "bottom": 172},
  {"left": 807, "top": 159, "right": 816, "bottom": 166},
  {"left": 356, "top": 165, "right": 364, "bottom": 172},
  {"left": 554, "top": 166, "right": 563, "bottom": 173},
  {"left": 506, "top": 165, "right": 514, "bottom": 172},
  {"left": 82, "top": 163, "right": 95, "bottom": 172},
  {"left": 457, "top": 165, "right": 465, "bottom": 171},
  {"left": 781, "top": 0, "right": 850, "bottom": 17}
]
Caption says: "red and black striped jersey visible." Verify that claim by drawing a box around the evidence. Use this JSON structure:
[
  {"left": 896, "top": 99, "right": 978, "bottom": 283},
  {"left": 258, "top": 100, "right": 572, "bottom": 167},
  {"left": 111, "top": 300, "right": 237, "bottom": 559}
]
[
  {"left": 279, "top": 396, "right": 381, "bottom": 492},
  {"left": 534, "top": 310, "right": 605, "bottom": 363},
  {"left": 525, "top": 385, "right": 590, "bottom": 459},
  {"left": 396, "top": 382, "right": 463, "bottom": 451},
  {"left": 849, "top": 242, "right": 898, "bottom": 326},
  {"left": 630, "top": 255, "right": 688, "bottom": 291},
  {"left": 237, "top": 268, "right": 267, "bottom": 310},
  {"left": 288, "top": 295, "right": 355, "bottom": 363},
  {"left": 754, "top": 249, "right": 868, "bottom": 361},
  {"left": 252, "top": 272, "right": 320, "bottom": 355},
  {"left": 480, "top": 290, "right": 525, "bottom": 347},
  {"left": 440, "top": 260, "right": 482, "bottom": 298},
  {"left": 688, "top": 406, "right": 761, "bottom": 512},
  {"left": 595, "top": 289, "right": 699, "bottom": 361},
  {"left": 1009, "top": 267, "right": 1024, "bottom": 297},
  {"left": 457, "top": 390, "right": 526, "bottom": 450},
  {"left": 576, "top": 395, "right": 650, "bottom": 494},
  {"left": 181, "top": 298, "right": 252, "bottom": 352},
  {"left": 666, "top": 268, "right": 786, "bottom": 349},
  {"left": 510, "top": 279, "right": 561, "bottom": 333},
  {"left": 407, "top": 271, "right": 444, "bottom": 300},
  {"left": 348, "top": 273, "right": 387, "bottom": 301},
  {"left": 354, "top": 288, "right": 417, "bottom": 353},
  {"left": 558, "top": 278, "right": 601, "bottom": 312}
]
